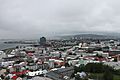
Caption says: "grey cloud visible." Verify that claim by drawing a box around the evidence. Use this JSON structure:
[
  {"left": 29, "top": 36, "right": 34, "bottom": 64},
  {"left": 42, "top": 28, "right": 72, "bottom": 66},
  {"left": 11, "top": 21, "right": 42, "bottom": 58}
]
[{"left": 0, "top": 0, "right": 120, "bottom": 39}]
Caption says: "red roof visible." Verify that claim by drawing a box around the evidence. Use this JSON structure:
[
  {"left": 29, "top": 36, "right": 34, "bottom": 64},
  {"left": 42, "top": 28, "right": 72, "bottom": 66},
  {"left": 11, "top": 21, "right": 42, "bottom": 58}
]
[
  {"left": 12, "top": 76, "right": 18, "bottom": 80},
  {"left": 28, "top": 53, "right": 34, "bottom": 56},
  {"left": 12, "top": 70, "right": 30, "bottom": 75},
  {"left": 83, "top": 56, "right": 108, "bottom": 62}
]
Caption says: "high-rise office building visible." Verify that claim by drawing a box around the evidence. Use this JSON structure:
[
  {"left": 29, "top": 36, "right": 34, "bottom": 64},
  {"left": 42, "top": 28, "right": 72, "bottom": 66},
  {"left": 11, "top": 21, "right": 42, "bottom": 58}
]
[{"left": 40, "top": 37, "right": 46, "bottom": 46}]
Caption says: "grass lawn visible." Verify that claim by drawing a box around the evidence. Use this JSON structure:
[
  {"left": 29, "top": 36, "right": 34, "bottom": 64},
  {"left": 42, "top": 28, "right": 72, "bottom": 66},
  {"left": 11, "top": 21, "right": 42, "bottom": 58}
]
[
  {"left": 89, "top": 73, "right": 120, "bottom": 80},
  {"left": 114, "top": 75, "right": 120, "bottom": 80}
]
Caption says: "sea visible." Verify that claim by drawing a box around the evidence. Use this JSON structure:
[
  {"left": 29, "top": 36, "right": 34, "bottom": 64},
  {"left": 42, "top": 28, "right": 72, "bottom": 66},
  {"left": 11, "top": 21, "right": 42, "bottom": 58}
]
[{"left": 0, "top": 40, "right": 30, "bottom": 50}]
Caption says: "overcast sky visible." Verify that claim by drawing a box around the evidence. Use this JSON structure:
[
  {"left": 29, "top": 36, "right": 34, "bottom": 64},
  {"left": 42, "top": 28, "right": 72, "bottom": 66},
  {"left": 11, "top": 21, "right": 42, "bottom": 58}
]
[{"left": 0, "top": 0, "right": 120, "bottom": 39}]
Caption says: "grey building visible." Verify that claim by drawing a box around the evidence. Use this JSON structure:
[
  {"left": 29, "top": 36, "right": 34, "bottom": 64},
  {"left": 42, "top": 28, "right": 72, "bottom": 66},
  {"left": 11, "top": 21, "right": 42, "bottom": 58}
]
[
  {"left": 40, "top": 37, "right": 46, "bottom": 46},
  {"left": 46, "top": 67, "right": 74, "bottom": 80}
]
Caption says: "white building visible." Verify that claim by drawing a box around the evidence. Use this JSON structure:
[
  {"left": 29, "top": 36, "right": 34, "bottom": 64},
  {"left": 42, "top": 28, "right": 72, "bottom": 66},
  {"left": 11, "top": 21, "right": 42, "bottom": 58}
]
[{"left": 0, "top": 51, "right": 6, "bottom": 60}]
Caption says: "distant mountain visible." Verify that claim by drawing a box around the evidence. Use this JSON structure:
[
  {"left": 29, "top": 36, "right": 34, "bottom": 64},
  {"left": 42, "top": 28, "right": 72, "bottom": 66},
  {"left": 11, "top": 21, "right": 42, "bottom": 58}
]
[{"left": 60, "top": 33, "right": 119, "bottom": 40}]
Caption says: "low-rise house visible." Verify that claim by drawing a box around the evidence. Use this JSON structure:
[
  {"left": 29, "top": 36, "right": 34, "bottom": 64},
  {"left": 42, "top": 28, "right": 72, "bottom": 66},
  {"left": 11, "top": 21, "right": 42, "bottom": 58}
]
[
  {"left": 11, "top": 70, "right": 29, "bottom": 76},
  {"left": 1, "top": 61, "right": 15, "bottom": 67},
  {"left": 0, "top": 69, "right": 6, "bottom": 76},
  {"left": 104, "top": 62, "right": 120, "bottom": 70},
  {"left": 26, "top": 69, "right": 48, "bottom": 77},
  {"left": 76, "top": 72, "right": 87, "bottom": 79},
  {"left": 27, "top": 63, "right": 49, "bottom": 70},
  {"left": 0, "top": 51, "right": 6, "bottom": 61},
  {"left": 46, "top": 67, "right": 74, "bottom": 80},
  {"left": 32, "top": 77, "right": 52, "bottom": 80},
  {"left": 3, "top": 55, "right": 24, "bottom": 62},
  {"left": 68, "top": 60, "right": 79, "bottom": 66}
]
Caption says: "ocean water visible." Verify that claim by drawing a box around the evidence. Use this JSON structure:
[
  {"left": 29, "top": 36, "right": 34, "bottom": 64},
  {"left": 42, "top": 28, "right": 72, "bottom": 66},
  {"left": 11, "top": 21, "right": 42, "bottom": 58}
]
[
  {"left": 0, "top": 40, "right": 30, "bottom": 50},
  {"left": 0, "top": 41, "right": 17, "bottom": 50}
]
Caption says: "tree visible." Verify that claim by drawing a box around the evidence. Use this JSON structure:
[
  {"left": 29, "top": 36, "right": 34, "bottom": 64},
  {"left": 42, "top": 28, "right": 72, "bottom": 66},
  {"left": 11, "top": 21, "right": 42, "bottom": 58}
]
[
  {"left": 84, "top": 63, "right": 103, "bottom": 73},
  {"left": 65, "top": 62, "right": 70, "bottom": 67},
  {"left": 103, "top": 70, "right": 113, "bottom": 80},
  {"left": 4, "top": 76, "right": 10, "bottom": 80},
  {"left": 75, "top": 74, "right": 88, "bottom": 80},
  {"left": 1, "top": 75, "right": 4, "bottom": 79},
  {"left": 71, "top": 73, "right": 75, "bottom": 78},
  {"left": 75, "top": 74, "right": 82, "bottom": 80},
  {"left": 113, "top": 58, "right": 117, "bottom": 62}
]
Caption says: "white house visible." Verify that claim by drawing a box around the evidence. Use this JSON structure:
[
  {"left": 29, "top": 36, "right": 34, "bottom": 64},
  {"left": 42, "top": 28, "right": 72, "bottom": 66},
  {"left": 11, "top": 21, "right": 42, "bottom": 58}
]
[{"left": 26, "top": 70, "right": 48, "bottom": 77}]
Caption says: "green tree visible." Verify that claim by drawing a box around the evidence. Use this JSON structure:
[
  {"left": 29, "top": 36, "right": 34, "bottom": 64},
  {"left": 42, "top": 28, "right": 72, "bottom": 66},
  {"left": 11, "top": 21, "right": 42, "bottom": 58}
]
[
  {"left": 75, "top": 74, "right": 82, "bottom": 80},
  {"left": 84, "top": 63, "right": 103, "bottom": 73},
  {"left": 4, "top": 76, "right": 10, "bottom": 80},
  {"left": 65, "top": 62, "right": 70, "bottom": 67},
  {"left": 1, "top": 75, "right": 5, "bottom": 79},
  {"left": 103, "top": 70, "right": 113, "bottom": 80}
]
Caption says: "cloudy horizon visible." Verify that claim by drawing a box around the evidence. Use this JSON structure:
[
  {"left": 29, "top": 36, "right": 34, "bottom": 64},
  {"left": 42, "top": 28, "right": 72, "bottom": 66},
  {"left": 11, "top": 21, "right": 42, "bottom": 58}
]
[{"left": 0, "top": 0, "right": 120, "bottom": 39}]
